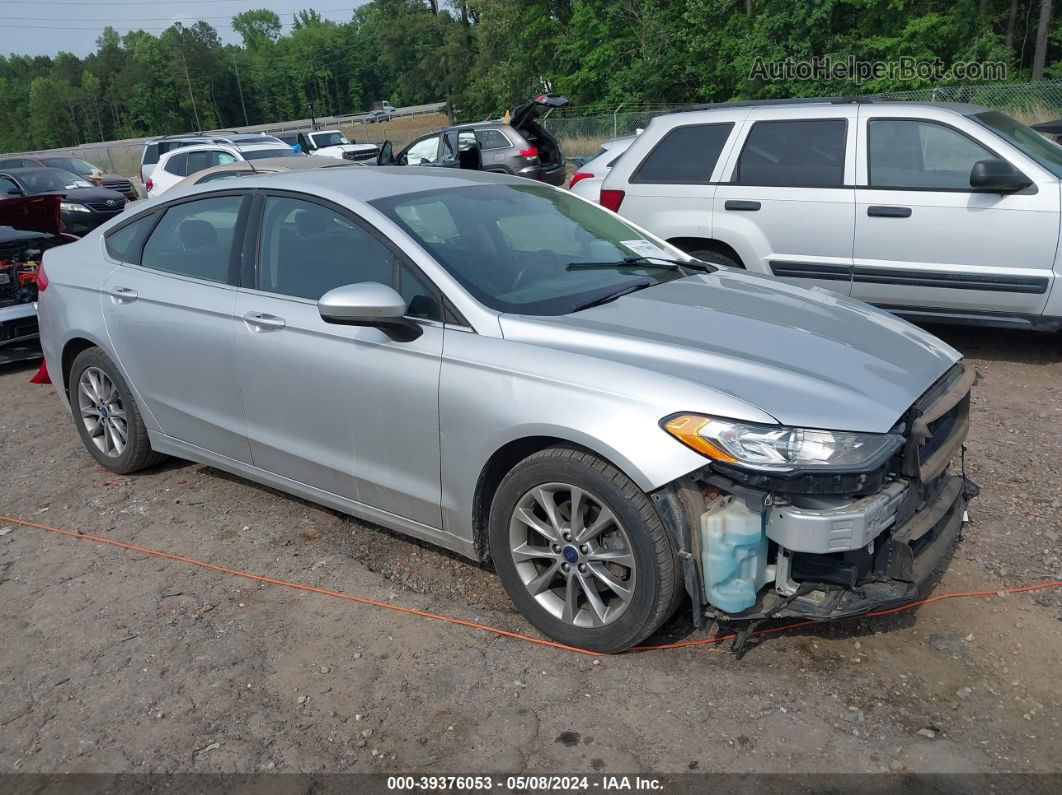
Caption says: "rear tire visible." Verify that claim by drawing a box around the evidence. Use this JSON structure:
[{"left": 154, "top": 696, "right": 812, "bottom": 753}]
[
  {"left": 489, "top": 446, "right": 680, "bottom": 652},
  {"left": 68, "top": 347, "right": 165, "bottom": 474}
]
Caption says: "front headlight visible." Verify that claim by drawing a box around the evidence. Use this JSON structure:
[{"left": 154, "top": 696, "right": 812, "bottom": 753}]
[
  {"left": 662, "top": 414, "right": 904, "bottom": 472},
  {"left": 60, "top": 201, "right": 91, "bottom": 213}
]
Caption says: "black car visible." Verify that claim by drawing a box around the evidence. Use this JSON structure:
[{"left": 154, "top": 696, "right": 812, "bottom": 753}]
[
  {"left": 0, "top": 167, "right": 126, "bottom": 235},
  {"left": 0, "top": 155, "right": 139, "bottom": 202}
]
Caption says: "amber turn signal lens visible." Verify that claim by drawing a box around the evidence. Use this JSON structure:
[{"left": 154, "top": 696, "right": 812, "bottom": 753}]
[{"left": 662, "top": 415, "right": 738, "bottom": 462}]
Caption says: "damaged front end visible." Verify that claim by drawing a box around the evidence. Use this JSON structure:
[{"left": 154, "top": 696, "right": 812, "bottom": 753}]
[{"left": 652, "top": 364, "right": 978, "bottom": 629}]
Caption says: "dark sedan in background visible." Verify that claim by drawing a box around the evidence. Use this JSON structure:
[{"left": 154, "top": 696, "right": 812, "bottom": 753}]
[
  {"left": 0, "top": 168, "right": 126, "bottom": 236},
  {"left": 0, "top": 155, "right": 139, "bottom": 202}
]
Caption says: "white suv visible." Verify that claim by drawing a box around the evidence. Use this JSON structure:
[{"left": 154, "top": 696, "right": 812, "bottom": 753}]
[
  {"left": 599, "top": 99, "right": 1062, "bottom": 331},
  {"left": 146, "top": 141, "right": 304, "bottom": 197}
]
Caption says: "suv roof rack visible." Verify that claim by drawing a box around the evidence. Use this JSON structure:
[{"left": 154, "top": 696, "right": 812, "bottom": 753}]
[{"left": 674, "top": 95, "right": 877, "bottom": 112}]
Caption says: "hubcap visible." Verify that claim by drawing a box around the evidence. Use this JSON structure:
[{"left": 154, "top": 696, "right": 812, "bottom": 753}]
[
  {"left": 508, "top": 483, "right": 637, "bottom": 628},
  {"left": 77, "top": 366, "right": 128, "bottom": 458}
]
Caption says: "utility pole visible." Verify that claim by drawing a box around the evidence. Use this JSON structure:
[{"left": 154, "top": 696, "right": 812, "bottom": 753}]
[
  {"left": 233, "top": 57, "right": 249, "bottom": 126},
  {"left": 176, "top": 30, "right": 202, "bottom": 131},
  {"left": 307, "top": 101, "right": 318, "bottom": 130}
]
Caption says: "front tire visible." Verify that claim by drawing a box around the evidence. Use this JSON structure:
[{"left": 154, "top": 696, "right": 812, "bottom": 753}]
[
  {"left": 68, "top": 347, "right": 165, "bottom": 474},
  {"left": 489, "top": 446, "right": 681, "bottom": 652}
]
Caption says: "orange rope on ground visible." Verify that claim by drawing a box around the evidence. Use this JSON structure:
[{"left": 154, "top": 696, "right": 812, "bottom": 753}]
[{"left": 2, "top": 512, "right": 1060, "bottom": 656}]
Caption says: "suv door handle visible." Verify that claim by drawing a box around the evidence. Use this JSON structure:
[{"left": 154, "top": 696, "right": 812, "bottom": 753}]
[
  {"left": 725, "top": 200, "right": 761, "bottom": 211},
  {"left": 242, "top": 311, "right": 286, "bottom": 331},
  {"left": 867, "top": 205, "right": 912, "bottom": 218},
  {"left": 107, "top": 286, "right": 138, "bottom": 302}
]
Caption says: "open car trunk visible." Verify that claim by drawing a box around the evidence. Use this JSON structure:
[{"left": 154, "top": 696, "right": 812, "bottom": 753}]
[{"left": 511, "top": 93, "right": 569, "bottom": 172}]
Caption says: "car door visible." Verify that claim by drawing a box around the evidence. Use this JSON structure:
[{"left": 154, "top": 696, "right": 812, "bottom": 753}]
[
  {"left": 436, "top": 130, "right": 476, "bottom": 170},
  {"left": 232, "top": 192, "right": 444, "bottom": 527},
  {"left": 101, "top": 192, "right": 253, "bottom": 462},
  {"left": 713, "top": 107, "right": 858, "bottom": 294},
  {"left": 852, "top": 108, "right": 1059, "bottom": 316}
]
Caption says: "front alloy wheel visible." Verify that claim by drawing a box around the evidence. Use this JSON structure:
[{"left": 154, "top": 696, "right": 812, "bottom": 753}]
[{"left": 489, "top": 446, "right": 682, "bottom": 652}]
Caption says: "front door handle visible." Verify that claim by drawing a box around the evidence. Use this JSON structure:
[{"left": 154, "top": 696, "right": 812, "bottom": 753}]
[
  {"left": 725, "top": 200, "right": 761, "bottom": 211},
  {"left": 242, "top": 311, "right": 286, "bottom": 331},
  {"left": 867, "top": 205, "right": 912, "bottom": 218},
  {"left": 107, "top": 286, "right": 138, "bottom": 302}
]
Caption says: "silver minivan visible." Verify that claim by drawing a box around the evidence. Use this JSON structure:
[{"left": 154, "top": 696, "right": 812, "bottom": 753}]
[
  {"left": 601, "top": 99, "right": 1062, "bottom": 331},
  {"left": 37, "top": 168, "right": 975, "bottom": 652}
]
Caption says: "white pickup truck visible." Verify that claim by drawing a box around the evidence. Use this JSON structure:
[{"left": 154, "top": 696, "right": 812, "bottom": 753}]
[{"left": 277, "top": 130, "right": 380, "bottom": 162}]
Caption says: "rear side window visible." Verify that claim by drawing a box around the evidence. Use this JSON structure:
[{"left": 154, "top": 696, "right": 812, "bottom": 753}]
[
  {"left": 105, "top": 214, "right": 156, "bottom": 263},
  {"left": 868, "top": 119, "right": 996, "bottom": 190},
  {"left": 632, "top": 123, "right": 734, "bottom": 183},
  {"left": 141, "top": 195, "right": 244, "bottom": 283},
  {"left": 475, "top": 129, "right": 510, "bottom": 150},
  {"left": 163, "top": 152, "right": 188, "bottom": 176},
  {"left": 735, "top": 119, "right": 847, "bottom": 187}
]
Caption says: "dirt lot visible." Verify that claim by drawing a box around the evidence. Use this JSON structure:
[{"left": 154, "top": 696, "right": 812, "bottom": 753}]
[{"left": 0, "top": 325, "right": 1060, "bottom": 779}]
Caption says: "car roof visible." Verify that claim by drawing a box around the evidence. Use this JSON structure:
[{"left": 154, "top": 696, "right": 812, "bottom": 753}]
[
  {"left": 449, "top": 121, "right": 512, "bottom": 132},
  {"left": 177, "top": 165, "right": 532, "bottom": 203},
  {"left": 158, "top": 141, "right": 293, "bottom": 159},
  {"left": 672, "top": 98, "right": 991, "bottom": 116}
]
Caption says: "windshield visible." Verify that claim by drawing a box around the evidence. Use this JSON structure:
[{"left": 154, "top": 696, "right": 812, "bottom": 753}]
[
  {"left": 973, "top": 110, "right": 1062, "bottom": 178},
  {"left": 243, "top": 148, "right": 302, "bottom": 160},
  {"left": 43, "top": 157, "right": 98, "bottom": 175},
  {"left": 312, "top": 132, "right": 349, "bottom": 147},
  {"left": 22, "top": 169, "right": 93, "bottom": 192},
  {"left": 372, "top": 184, "right": 689, "bottom": 315}
]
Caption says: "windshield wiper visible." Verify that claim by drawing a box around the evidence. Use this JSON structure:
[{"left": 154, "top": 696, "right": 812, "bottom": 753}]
[
  {"left": 571, "top": 279, "right": 655, "bottom": 312},
  {"left": 566, "top": 255, "right": 716, "bottom": 273}
]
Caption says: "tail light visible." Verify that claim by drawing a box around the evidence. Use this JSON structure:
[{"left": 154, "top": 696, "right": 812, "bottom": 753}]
[
  {"left": 600, "top": 189, "right": 625, "bottom": 212},
  {"left": 568, "top": 172, "right": 593, "bottom": 189},
  {"left": 145, "top": 178, "right": 154, "bottom": 193},
  {"left": 36, "top": 262, "right": 48, "bottom": 292},
  {"left": 518, "top": 147, "right": 539, "bottom": 159}
]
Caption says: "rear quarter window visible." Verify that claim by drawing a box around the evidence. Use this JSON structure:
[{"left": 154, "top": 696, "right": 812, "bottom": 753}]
[
  {"left": 475, "top": 129, "right": 511, "bottom": 150},
  {"left": 105, "top": 213, "right": 157, "bottom": 264},
  {"left": 632, "top": 123, "right": 734, "bottom": 183}
]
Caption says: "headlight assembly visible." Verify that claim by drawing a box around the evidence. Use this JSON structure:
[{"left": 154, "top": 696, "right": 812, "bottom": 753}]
[
  {"left": 60, "top": 201, "right": 91, "bottom": 213},
  {"left": 662, "top": 414, "right": 904, "bottom": 472}
]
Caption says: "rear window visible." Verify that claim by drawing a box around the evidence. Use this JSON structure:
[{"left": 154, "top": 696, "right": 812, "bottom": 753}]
[
  {"left": 735, "top": 119, "right": 847, "bottom": 188},
  {"left": 632, "top": 123, "right": 733, "bottom": 183}
]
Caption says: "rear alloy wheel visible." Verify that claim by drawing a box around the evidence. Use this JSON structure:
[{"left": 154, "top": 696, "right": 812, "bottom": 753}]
[
  {"left": 489, "top": 446, "right": 681, "bottom": 652},
  {"left": 68, "top": 347, "right": 165, "bottom": 474}
]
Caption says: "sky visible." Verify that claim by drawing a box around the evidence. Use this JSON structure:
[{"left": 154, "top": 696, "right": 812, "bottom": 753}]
[{"left": 1, "top": 0, "right": 371, "bottom": 58}]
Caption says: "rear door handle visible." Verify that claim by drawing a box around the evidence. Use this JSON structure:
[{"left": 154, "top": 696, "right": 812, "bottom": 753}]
[
  {"left": 242, "top": 311, "right": 286, "bottom": 331},
  {"left": 867, "top": 205, "right": 912, "bottom": 218},
  {"left": 107, "top": 286, "right": 138, "bottom": 302},
  {"left": 725, "top": 200, "right": 761, "bottom": 211}
]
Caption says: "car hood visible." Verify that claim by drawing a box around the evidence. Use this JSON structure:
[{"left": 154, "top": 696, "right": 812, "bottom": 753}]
[
  {"left": 499, "top": 271, "right": 961, "bottom": 434},
  {"left": 48, "top": 187, "right": 125, "bottom": 203},
  {"left": 320, "top": 143, "right": 378, "bottom": 153}
]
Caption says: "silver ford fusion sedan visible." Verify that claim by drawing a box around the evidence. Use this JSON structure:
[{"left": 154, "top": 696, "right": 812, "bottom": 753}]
[{"left": 37, "top": 168, "right": 975, "bottom": 652}]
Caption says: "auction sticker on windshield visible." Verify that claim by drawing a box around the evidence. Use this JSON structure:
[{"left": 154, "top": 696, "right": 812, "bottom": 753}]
[{"left": 621, "top": 239, "right": 672, "bottom": 260}]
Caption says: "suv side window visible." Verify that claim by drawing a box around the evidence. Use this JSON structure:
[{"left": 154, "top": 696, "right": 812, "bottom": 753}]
[
  {"left": 633, "top": 123, "right": 734, "bottom": 183},
  {"left": 141, "top": 195, "right": 244, "bottom": 282},
  {"left": 105, "top": 213, "right": 157, "bottom": 263},
  {"left": 185, "top": 150, "right": 222, "bottom": 174},
  {"left": 0, "top": 175, "right": 20, "bottom": 194},
  {"left": 404, "top": 135, "right": 441, "bottom": 165},
  {"left": 257, "top": 195, "right": 442, "bottom": 320},
  {"left": 475, "top": 129, "right": 510, "bottom": 150},
  {"left": 868, "top": 119, "right": 997, "bottom": 190},
  {"left": 735, "top": 119, "right": 847, "bottom": 188},
  {"left": 163, "top": 152, "right": 189, "bottom": 176}
]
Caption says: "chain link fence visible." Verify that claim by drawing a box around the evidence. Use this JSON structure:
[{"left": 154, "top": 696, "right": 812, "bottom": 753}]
[{"left": 544, "top": 79, "right": 1062, "bottom": 158}]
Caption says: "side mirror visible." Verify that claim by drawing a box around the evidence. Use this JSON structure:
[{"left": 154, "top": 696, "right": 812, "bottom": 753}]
[
  {"left": 318, "top": 282, "right": 422, "bottom": 341},
  {"left": 377, "top": 140, "right": 394, "bottom": 166},
  {"left": 6, "top": 187, "right": 22, "bottom": 195},
  {"left": 970, "top": 159, "right": 1031, "bottom": 193}
]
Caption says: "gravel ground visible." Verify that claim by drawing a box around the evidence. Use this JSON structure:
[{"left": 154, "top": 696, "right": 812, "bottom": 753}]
[{"left": 0, "top": 324, "right": 1060, "bottom": 777}]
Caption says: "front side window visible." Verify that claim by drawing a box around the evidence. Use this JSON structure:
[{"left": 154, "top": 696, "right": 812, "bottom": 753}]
[
  {"left": 868, "top": 119, "right": 998, "bottom": 190},
  {"left": 163, "top": 153, "right": 188, "bottom": 176},
  {"left": 141, "top": 195, "right": 244, "bottom": 282},
  {"left": 735, "top": 119, "right": 847, "bottom": 187},
  {"left": 634, "top": 123, "right": 734, "bottom": 183},
  {"left": 105, "top": 214, "right": 157, "bottom": 263},
  {"left": 373, "top": 184, "right": 688, "bottom": 316},
  {"left": 0, "top": 176, "right": 20, "bottom": 194},
  {"left": 257, "top": 196, "right": 441, "bottom": 319},
  {"left": 404, "top": 136, "right": 440, "bottom": 165},
  {"left": 972, "top": 110, "right": 1062, "bottom": 178}
]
